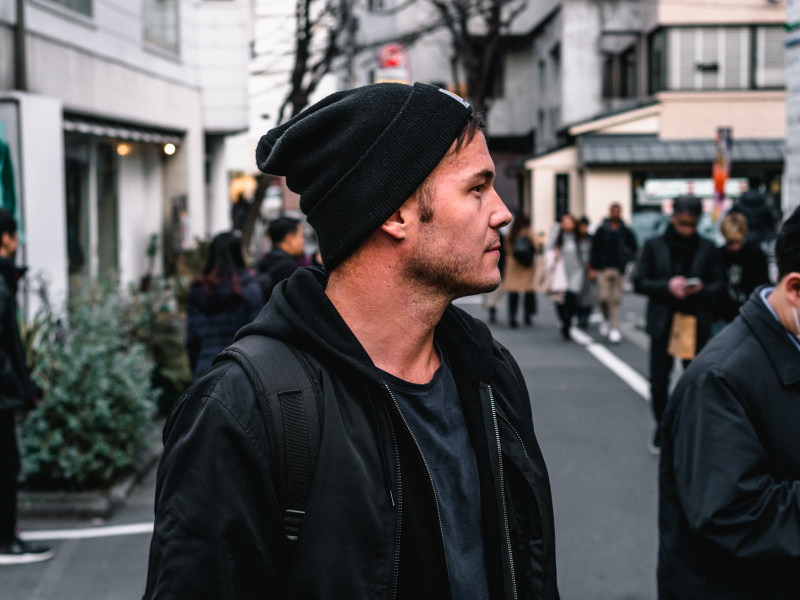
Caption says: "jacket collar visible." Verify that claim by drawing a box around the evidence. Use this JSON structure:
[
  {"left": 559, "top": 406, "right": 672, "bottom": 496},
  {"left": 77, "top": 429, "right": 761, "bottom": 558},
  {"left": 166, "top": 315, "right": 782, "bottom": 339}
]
[
  {"left": 740, "top": 287, "right": 800, "bottom": 386},
  {"left": 238, "top": 267, "right": 495, "bottom": 385}
]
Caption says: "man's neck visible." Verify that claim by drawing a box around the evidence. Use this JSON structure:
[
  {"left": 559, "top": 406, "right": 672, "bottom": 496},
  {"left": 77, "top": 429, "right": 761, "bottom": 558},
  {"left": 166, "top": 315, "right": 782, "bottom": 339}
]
[{"left": 325, "top": 265, "right": 446, "bottom": 384}]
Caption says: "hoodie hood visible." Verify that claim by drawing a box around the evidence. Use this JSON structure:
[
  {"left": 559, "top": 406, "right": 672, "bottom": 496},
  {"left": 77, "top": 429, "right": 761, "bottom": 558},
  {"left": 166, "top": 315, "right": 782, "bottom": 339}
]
[
  {"left": 738, "top": 189, "right": 766, "bottom": 207},
  {"left": 236, "top": 267, "right": 495, "bottom": 385}
]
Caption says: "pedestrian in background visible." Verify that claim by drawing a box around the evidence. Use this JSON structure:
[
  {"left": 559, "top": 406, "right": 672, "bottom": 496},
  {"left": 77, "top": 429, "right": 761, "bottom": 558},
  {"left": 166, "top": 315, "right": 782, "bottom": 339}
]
[
  {"left": 185, "top": 231, "right": 262, "bottom": 379},
  {"left": 590, "top": 202, "right": 638, "bottom": 343},
  {"left": 633, "top": 196, "right": 723, "bottom": 453},
  {"left": 504, "top": 213, "right": 538, "bottom": 327},
  {"left": 658, "top": 205, "right": 800, "bottom": 599},
  {"left": 0, "top": 209, "right": 53, "bottom": 565},
  {"left": 255, "top": 215, "right": 305, "bottom": 302},
  {"left": 712, "top": 211, "right": 770, "bottom": 336},
  {"left": 729, "top": 185, "right": 777, "bottom": 251},
  {"left": 575, "top": 216, "right": 594, "bottom": 329},
  {"left": 145, "top": 82, "right": 559, "bottom": 599},
  {"left": 549, "top": 213, "right": 585, "bottom": 340}
]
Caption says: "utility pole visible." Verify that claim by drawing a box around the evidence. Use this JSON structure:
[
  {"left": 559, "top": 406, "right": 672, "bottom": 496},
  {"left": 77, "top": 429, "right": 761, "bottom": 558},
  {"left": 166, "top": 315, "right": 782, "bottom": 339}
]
[{"left": 14, "top": 0, "right": 27, "bottom": 91}]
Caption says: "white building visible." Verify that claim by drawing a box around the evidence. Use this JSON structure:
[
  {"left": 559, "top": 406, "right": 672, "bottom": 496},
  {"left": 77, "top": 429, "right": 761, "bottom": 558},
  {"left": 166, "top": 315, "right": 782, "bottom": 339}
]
[{"left": 0, "top": 0, "right": 250, "bottom": 314}]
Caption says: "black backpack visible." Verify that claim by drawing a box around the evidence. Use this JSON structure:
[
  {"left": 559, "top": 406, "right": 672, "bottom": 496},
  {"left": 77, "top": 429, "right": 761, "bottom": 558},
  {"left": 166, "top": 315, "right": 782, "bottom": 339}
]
[{"left": 215, "top": 335, "right": 323, "bottom": 544}]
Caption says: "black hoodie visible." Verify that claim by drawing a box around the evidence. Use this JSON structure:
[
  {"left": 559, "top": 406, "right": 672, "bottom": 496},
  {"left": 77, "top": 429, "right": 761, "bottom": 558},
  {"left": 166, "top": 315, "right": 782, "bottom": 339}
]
[{"left": 145, "top": 267, "right": 559, "bottom": 600}]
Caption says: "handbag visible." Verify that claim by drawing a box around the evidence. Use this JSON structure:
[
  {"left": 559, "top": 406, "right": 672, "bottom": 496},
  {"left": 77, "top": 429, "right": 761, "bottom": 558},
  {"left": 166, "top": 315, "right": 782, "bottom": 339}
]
[
  {"left": 668, "top": 312, "right": 697, "bottom": 359},
  {"left": 512, "top": 236, "right": 535, "bottom": 267},
  {"left": 541, "top": 250, "right": 568, "bottom": 300}
]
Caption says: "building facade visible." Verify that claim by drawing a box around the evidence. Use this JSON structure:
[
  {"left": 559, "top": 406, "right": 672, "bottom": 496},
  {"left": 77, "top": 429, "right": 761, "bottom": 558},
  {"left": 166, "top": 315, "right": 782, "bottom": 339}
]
[
  {"left": 0, "top": 0, "right": 250, "bottom": 314},
  {"left": 523, "top": 0, "right": 786, "bottom": 237}
]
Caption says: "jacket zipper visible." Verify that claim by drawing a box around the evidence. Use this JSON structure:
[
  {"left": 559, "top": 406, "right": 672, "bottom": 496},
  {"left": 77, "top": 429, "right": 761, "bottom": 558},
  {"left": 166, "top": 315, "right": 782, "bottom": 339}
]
[
  {"left": 497, "top": 409, "right": 550, "bottom": 598},
  {"left": 382, "top": 397, "right": 402, "bottom": 600},
  {"left": 384, "top": 384, "right": 452, "bottom": 589},
  {"left": 487, "top": 386, "right": 518, "bottom": 600}
]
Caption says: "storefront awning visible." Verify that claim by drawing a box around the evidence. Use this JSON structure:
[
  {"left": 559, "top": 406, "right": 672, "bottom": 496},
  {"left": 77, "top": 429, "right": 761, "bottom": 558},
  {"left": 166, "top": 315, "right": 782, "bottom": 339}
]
[
  {"left": 63, "top": 115, "right": 183, "bottom": 145},
  {"left": 579, "top": 135, "right": 784, "bottom": 166}
]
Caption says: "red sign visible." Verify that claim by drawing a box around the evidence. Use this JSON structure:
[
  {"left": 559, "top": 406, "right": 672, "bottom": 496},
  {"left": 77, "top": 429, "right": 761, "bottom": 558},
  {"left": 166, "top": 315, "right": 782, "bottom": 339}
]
[{"left": 378, "top": 43, "right": 405, "bottom": 68}]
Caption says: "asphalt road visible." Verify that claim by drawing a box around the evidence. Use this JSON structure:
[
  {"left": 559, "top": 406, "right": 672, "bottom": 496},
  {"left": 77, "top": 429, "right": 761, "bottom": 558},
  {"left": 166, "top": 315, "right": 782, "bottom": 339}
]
[{"left": 4, "top": 292, "right": 661, "bottom": 600}]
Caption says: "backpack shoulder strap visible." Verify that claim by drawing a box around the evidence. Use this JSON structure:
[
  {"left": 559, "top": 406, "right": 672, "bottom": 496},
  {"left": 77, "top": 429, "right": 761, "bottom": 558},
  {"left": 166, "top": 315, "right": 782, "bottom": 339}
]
[{"left": 215, "top": 335, "right": 323, "bottom": 543}]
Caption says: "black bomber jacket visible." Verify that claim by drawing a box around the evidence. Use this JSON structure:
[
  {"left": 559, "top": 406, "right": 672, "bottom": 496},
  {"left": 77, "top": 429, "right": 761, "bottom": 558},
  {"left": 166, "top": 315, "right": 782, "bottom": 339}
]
[{"left": 144, "top": 268, "right": 559, "bottom": 599}]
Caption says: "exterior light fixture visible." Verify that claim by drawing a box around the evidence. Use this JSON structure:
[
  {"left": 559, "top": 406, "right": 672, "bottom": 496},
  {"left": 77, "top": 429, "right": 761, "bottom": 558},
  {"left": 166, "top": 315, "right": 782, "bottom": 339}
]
[
  {"left": 163, "top": 143, "right": 177, "bottom": 156},
  {"left": 116, "top": 143, "right": 131, "bottom": 156}
]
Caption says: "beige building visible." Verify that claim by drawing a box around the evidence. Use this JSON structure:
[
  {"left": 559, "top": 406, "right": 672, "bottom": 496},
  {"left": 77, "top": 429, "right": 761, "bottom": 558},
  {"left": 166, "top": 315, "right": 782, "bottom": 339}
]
[{"left": 523, "top": 0, "right": 786, "bottom": 238}]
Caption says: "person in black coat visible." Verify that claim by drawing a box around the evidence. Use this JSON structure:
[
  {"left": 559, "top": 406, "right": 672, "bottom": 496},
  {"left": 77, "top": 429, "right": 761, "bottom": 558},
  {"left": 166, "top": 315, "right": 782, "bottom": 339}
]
[
  {"left": 658, "top": 205, "right": 800, "bottom": 599},
  {"left": 0, "top": 209, "right": 53, "bottom": 564},
  {"left": 255, "top": 216, "right": 305, "bottom": 302},
  {"left": 713, "top": 211, "right": 770, "bottom": 333},
  {"left": 633, "top": 196, "right": 723, "bottom": 452},
  {"left": 729, "top": 187, "right": 777, "bottom": 249},
  {"left": 185, "top": 231, "right": 262, "bottom": 379}
]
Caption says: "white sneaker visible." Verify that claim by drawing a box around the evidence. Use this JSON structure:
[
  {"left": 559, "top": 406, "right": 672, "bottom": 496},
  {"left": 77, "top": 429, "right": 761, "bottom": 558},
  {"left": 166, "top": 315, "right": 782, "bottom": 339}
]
[
  {"left": 609, "top": 329, "right": 622, "bottom": 344},
  {"left": 599, "top": 321, "right": 610, "bottom": 337}
]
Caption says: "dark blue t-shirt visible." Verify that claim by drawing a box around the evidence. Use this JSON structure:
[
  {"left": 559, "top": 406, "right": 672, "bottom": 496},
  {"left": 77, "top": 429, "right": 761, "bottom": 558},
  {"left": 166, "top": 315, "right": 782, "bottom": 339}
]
[{"left": 384, "top": 353, "right": 489, "bottom": 600}]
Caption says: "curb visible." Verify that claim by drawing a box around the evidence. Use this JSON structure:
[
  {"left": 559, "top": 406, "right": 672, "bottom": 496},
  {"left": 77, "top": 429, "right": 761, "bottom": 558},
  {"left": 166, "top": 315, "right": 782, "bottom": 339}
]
[{"left": 18, "top": 419, "right": 164, "bottom": 520}]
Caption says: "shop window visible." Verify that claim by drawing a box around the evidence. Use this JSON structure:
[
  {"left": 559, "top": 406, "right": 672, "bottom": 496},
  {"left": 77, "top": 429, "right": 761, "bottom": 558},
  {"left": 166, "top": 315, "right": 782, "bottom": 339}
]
[
  {"left": 45, "top": 0, "right": 92, "bottom": 17},
  {"left": 144, "top": 0, "right": 180, "bottom": 55},
  {"left": 65, "top": 136, "right": 119, "bottom": 293}
]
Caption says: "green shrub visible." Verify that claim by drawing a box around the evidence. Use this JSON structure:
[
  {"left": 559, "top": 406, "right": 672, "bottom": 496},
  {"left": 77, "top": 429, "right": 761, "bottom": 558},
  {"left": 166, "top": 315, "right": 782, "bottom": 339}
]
[{"left": 20, "top": 283, "right": 159, "bottom": 491}]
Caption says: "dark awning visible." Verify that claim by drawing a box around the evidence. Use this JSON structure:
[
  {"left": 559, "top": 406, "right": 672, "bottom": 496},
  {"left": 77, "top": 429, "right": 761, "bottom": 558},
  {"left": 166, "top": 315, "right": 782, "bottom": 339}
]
[
  {"left": 63, "top": 114, "right": 183, "bottom": 145},
  {"left": 579, "top": 135, "right": 784, "bottom": 166}
]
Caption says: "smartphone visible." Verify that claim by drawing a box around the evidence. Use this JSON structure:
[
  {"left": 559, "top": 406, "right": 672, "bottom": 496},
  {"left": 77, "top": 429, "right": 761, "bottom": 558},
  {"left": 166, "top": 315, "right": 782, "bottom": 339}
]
[{"left": 685, "top": 277, "right": 701, "bottom": 287}]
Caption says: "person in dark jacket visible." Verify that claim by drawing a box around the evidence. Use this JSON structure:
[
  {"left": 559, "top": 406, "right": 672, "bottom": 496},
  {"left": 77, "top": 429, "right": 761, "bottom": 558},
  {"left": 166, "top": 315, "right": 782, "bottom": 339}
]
[
  {"left": 0, "top": 209, "right": 53, "bottom": 565},
  {"left": 590, "top": 202, "right": 637, "bottom": 342},
  {"left": 729, "top": 187, "right": 777, "bottom": 249},
  {"left": 185, "top": 231, "right": 262, "bottom": 379},
  {"left": 633, "top": 196, "right": 723, "bottom": 453},
  {"left": 712, "top": 211, "right": 770, "bottom": 334},
  {"left": 145, "top": 83, "right": 560, "bottom": 599},
  {"left": 658, "top": 204, "right": 800, "bottom": 599},
  {"left": 255, "top": 215, "right": 305, "bottom": 302}
]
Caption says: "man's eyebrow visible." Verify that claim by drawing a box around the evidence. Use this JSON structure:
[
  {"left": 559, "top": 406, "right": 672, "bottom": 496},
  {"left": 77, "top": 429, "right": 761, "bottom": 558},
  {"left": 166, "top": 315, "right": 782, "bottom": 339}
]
[{"left": 468, "top": 169, "right": 495, "bottom": 184}]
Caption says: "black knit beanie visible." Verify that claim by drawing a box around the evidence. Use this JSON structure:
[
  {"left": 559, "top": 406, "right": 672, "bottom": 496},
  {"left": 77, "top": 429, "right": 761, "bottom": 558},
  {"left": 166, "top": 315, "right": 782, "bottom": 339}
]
[{"left": 255, "top": 82, "right": 473, "bottom": 271}]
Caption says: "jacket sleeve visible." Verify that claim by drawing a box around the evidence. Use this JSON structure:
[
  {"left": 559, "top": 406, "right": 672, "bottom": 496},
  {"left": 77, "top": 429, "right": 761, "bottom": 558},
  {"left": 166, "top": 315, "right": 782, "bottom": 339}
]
[
  {"left": 633, "top": 240, "right": 671, "bottom": 300},
  {"left": 143, "top": 365, "right": 287, "bottom": 599},
  {"left": 589, "top": 228, "right": 603, "bottom": 269},
  {"left": 671, "top": 371, "right": 800, "bottom": 561},
  {"left": 694, "top": 242, "right": 724, "bottom": 303},
  {"left": 0, "top": 285, "right": 24, "bottom": 401}
]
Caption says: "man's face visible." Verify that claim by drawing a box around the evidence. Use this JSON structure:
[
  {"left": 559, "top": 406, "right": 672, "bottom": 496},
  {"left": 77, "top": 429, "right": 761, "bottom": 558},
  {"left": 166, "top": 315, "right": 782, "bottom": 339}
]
[
  {"left": 403, "top": 131, "right": 512, "bottom": 298},
  {"left": 610, "top": 205, "right": 621, "bottom": 221},
  {"left": 0, "top": 231, "right": 19, "bottom": 258},
  {"left": 285, "top": 225, "right": 305, "bottom": 256},
  {"left": 671, "top": 212, "right": 699, "bottom": 238}
]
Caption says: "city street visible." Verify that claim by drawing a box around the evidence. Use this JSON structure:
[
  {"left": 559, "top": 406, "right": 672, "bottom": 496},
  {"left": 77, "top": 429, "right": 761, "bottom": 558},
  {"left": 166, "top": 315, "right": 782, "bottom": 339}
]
[{"left": 4, "top": 292, "right": 660, "bottom": 600}]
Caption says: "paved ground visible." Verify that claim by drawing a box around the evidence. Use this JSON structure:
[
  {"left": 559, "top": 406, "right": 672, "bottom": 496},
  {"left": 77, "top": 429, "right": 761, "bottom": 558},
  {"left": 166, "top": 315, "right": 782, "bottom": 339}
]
[{"left": 5, "top": 291, "right": 662, "bottom": 600}]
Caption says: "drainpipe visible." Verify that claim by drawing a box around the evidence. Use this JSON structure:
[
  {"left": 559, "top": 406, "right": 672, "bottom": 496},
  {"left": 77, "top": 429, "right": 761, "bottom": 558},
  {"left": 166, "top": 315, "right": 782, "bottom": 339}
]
[{"left": 14, "top": 0, "right": 27, "bottom": 91}]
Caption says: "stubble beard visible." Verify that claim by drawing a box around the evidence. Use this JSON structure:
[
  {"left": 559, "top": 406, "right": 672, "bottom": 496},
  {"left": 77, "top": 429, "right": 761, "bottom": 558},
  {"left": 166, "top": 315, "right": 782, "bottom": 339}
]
[{"left": 404, "top": 234, "right": 501, "bottom": 300}]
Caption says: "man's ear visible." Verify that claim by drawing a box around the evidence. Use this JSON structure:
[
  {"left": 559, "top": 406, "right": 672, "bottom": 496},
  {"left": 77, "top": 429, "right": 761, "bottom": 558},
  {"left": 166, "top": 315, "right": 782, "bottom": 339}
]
[
  {"left": 380, "top": 206, "right": 412, "bottom": 241},
  {"left": 786, "top": 273, "right": 800, "bottom": 306}
]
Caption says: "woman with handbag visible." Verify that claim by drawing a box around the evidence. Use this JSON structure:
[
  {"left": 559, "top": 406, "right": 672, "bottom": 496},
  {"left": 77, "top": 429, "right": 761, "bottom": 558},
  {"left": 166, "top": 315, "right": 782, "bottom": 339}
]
[{"left": 503, "top": 213, "right": 538, "bottom": 328}]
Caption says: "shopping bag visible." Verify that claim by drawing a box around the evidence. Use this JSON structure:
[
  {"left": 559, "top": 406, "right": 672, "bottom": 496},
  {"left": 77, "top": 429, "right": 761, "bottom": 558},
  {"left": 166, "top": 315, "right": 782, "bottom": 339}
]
[{"left": 668, "top": 312, "right": 696, "bottom": 359}]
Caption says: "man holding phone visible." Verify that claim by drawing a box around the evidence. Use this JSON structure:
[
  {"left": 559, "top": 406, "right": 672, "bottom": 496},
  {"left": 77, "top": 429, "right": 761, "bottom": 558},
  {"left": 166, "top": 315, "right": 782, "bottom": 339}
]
[{"left": 633, "top": 196, "right": 723, "bottom": 453}]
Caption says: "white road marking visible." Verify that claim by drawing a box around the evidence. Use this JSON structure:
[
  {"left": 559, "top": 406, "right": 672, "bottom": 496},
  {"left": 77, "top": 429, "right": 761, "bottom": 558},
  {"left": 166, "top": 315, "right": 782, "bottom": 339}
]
[
  {"left": 569, "top": 327, "right": 650, "bottom": 401},
  {"left": 21, "top": 522, "right": 154, "bottom": 541}
]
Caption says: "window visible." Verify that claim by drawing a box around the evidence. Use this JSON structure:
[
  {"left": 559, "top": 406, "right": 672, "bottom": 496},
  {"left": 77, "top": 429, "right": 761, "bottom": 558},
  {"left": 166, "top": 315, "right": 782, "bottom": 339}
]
[
  {"left": 620, "top": 46, "right": 637, "bottom": 98},
  {"left": 47, "top": 0, "right": 92, "bottom": 17},
  {"left": 649, "top": 25, "right": 783, "bottom": 92},
  {"left": 144, "top": 0, "right": 180, "bottom": 55},
  {"left": 368, "top": 0, "right": 385, "bottom": 10},
  {"left": 65, "top": 136, "right": 119, "bottom": 293}
]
